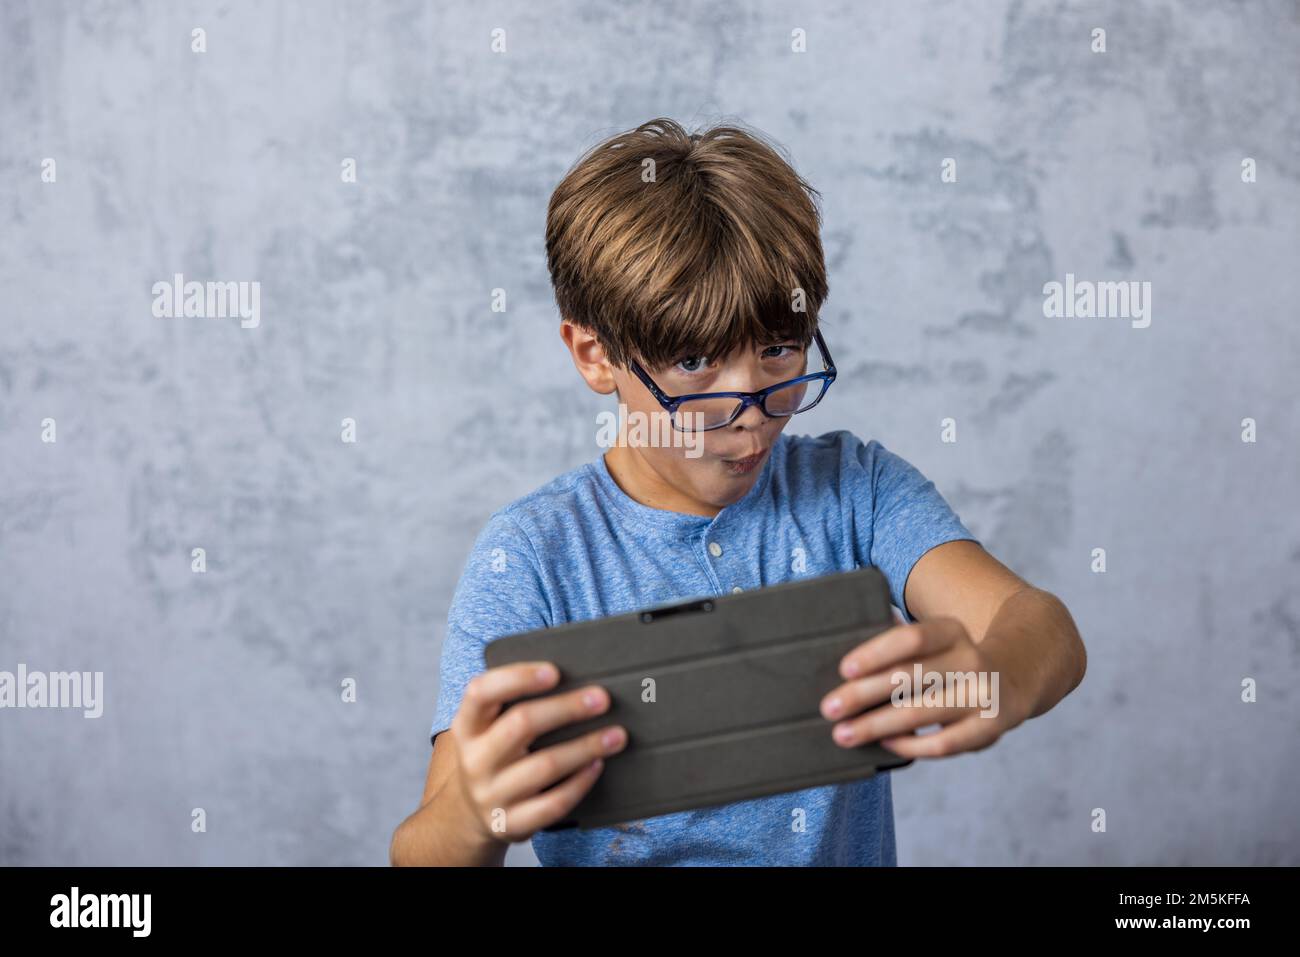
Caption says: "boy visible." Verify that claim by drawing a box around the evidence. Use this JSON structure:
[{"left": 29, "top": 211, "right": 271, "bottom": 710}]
[{"left": 390, "top": 118, "right": 1086, "bottom": 866}]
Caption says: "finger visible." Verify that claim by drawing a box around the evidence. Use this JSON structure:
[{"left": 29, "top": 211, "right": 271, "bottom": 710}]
[
  {"left": 454, "top": 662, "right": 561, "bottom": 738},
  {"left": 820, "top": 670, "right": 903, "bottom": 721},
  {"left": 479, "top": 684, "right": 614, "bottom": 763},
  {"left": 497, "top": 758, "right": 607, "bottom": 838},
  {"left": 491, "top": 724, "right": 628, "bottom": 806},
  {"left": 831, "top": 699, "right": 968, "bottom": 747},
  {"left": 878, "top": 714, "right": 1002, "bottom": 759},
  {"left": 824, "top": 645, "right": 982, "bottom": 720},
  {"left": 839, "top": 618, "right": 964, "bottom": 680}
]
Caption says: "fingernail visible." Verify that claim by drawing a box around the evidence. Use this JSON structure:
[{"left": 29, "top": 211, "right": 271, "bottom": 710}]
[
  {"left": 824, "top": 697, "right": 843, "bottom": 718},
  {"left": 535, "top": 665, "right": 555, "bottom": 684},
  {"left": 834, "top": 724, "right": 855, "bottom": 745},
  {"left": 582, "top": 689, "right": 602, "bottom": 710},
  {"left": 843, "top": 660, "right": 860, "bottom": 678},
  {"left": 602, "top": 728, "right": 624, "bottom": 750}
]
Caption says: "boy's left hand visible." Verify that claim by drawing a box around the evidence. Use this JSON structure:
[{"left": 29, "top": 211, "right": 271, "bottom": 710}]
[{"left": 819, "top": 615, "right": 1030, "bottom": 759}]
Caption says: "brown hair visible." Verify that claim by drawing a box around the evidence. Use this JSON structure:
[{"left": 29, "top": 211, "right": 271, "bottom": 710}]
[{"left": 545, "top": 118, "right": 828, "bottom": 370}]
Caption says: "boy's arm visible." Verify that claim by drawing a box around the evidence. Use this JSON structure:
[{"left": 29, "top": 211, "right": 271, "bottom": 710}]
[
  {"left": 392, "top": 661, "right": 620, "bottom": 865},
  {"left": 904, "top": 539, "right": 1086, "bottom": 721},
  {"left": 824, "top": 435, "right": 1086, "bottom": 757},
  {"left": 389, "top": 731, "right": 507, "bottom": 867},
  {"left": 822, "top": 539, "right": 1086, "bottom": 757},
  {"left": 415, "top": 511, "right": 550, "bottom": 864}
]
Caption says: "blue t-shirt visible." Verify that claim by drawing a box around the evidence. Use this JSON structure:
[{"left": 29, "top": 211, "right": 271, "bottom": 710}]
[{"left": 430, "top": 429, "right": 979, "bottom": 865}]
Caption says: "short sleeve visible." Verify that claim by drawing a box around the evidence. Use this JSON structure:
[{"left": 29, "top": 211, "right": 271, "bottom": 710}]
[
  {"left": 844, "top": 434, "right": 980, "bottom": 623},
  {"left": 430, "top": 511, "right": 552, "bottom": 745}
]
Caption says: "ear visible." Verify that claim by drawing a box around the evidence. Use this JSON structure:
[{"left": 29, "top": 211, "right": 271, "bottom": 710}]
[{"left": 560, "top": 320, "right": 619, "bottom": 396}]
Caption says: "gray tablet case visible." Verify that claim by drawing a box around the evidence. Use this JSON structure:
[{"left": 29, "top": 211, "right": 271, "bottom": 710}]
[{"left": 482, "top": 565, "right": 911, "bottom": 830}]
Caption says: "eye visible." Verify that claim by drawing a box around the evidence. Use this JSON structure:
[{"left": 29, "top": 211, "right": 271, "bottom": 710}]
[
  {"left": 673, "top": 355, "right": 711, "bottom": 375},
  {"left": 762, "top": 343, "right": 802, "bottom": 360}
]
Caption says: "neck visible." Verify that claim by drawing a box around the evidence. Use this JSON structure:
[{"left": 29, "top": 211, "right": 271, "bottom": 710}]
[{"left": 603, "top": 446, "right": 721, "bottom": 519}]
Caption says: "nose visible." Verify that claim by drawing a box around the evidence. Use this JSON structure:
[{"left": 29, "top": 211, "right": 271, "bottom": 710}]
[{"left": 730, "top": 400, "right": 769, "bottom": 431}]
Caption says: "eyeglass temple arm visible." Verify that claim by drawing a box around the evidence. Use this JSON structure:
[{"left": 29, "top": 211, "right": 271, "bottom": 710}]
[
  {"left": 814, "top": 328, "right": 836, "bottom": 375},
  {"left": 629, "top": 360, "right": 678, "bottom": 407}
]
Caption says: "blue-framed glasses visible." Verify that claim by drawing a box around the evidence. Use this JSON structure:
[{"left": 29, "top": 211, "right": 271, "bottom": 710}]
[{"left": 629, "top": 328, "right": 837, "bottom": 433}]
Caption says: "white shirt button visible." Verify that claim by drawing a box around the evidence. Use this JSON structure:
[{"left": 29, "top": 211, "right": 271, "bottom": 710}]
[
  {"left": 708, "top": 541, "right": 723, "bottom": 557},
  {"left": 731, "top": 586, "right": 743, "bottom": 593}
]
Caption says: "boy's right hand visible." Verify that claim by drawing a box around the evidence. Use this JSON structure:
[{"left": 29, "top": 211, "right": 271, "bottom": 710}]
[{"left": 449, "top": 661, "right": 627, "bottom": 842}]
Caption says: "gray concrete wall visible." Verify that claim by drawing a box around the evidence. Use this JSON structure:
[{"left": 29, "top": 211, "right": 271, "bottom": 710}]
[{"left": 1, "top": 0, "right": 1296, "bottom": 865}]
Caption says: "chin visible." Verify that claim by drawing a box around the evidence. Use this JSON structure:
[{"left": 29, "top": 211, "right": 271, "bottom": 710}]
[{"left": 703, "top": 472, "right": 759, "bottom": 506}]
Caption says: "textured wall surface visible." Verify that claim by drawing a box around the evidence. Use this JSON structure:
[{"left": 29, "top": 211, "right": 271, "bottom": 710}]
[{"left": 1, "top": 0, "right": 1297, "bottom": 866}]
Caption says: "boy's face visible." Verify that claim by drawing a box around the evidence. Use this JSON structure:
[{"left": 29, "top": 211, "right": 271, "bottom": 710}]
[{"left": 562, "top": 322, "right": 809, "bottom": 517}]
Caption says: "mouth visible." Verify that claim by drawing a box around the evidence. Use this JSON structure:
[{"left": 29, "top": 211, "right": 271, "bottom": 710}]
[{"left": 721, "top": 447, "right": 769, "bottom": 475}]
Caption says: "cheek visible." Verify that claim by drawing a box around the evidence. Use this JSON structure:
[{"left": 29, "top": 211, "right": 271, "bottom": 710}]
[
  {"left": 631, "top": 426, "right": 714, "bottom": 461},
  {"left": 647, "top": 442, "right": 711, "bottom": 471}
]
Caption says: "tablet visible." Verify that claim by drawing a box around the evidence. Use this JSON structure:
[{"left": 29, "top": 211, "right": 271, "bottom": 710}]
[{"left": 482, "top": 565, "right": 910, "bottom": 830}]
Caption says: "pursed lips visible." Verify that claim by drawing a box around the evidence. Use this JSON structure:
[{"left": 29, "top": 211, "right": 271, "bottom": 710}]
[{"left": 722, "top": 447, "right": 769, "bottom": 465}]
